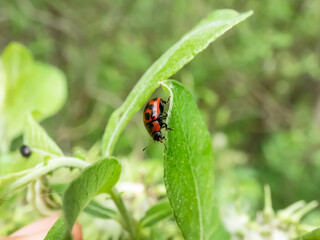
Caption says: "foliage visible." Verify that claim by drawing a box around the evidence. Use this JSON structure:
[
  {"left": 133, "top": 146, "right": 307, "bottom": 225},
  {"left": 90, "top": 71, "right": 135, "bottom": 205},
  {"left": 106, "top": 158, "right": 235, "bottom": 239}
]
[
  {"left": 0, "top": 0, "right": 320, "bottom": 239},
  {"left": 101, "top": 9, "right": 252, "bottom": 157},
  {"left": 0, "top": 8, "right": 254, "bottom": 239},
  {"left": 0, "top": 43, "right": 66, "bottom": 151}
]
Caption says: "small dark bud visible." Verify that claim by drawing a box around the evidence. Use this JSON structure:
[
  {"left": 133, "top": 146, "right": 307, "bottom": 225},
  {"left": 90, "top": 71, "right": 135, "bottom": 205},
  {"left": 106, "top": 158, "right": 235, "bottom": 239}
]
[{"left": 20, "top": 145, "right": 32, "bottom": 158}]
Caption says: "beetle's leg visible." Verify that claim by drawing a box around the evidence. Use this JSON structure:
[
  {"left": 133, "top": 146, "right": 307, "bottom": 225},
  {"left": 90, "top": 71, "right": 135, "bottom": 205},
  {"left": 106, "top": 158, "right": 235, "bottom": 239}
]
[
  {"left": 159, "top": 112, "right": 168, "bottom": 120},
  {"left": 160, "top": 122, "right": 172, "bottom": 131}
]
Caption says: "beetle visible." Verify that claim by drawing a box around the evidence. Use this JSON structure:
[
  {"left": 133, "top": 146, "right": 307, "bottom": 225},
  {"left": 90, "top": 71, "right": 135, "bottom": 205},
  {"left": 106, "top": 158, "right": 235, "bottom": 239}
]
[
  {"left": 143, "top": 97, "right": 171, "bottom": 151},
  {"left": 20, "top": 145, "right": 32, "bottom": 158}
]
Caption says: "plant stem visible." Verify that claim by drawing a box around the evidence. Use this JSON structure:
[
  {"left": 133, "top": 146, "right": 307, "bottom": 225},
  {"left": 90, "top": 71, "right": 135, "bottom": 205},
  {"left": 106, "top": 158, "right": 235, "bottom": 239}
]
[
  {"left": 110, "top": 189, "right": 139, "bottom": 240},
  {"left": 0, "top": 157, "right": 89, "bottom": 204}
]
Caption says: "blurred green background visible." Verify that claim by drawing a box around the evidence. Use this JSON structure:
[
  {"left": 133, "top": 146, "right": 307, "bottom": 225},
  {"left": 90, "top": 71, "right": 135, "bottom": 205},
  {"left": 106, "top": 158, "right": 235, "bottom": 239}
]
[{"left": 1, "top": 0, "right": 320, "bottom": 236}]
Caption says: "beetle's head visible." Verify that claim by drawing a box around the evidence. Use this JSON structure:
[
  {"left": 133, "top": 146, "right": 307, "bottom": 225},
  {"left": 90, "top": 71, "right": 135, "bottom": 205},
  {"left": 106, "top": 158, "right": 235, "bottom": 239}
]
[
  {"left": 152, "top": 131, "right": 162, "bottom": 141},
  {"left": 143, "top": 131, "right": 167, "bottom": 151}
]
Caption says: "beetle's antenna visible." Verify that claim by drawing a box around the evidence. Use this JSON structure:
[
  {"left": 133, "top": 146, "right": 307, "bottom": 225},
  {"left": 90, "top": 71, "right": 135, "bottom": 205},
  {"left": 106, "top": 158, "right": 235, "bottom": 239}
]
[
  {"left": 143, "top": 142, "right": 154, "bottom": 151},
  {"left": 159, "top": 139, "right": 167, "bottom": 150},
  {"left": 165, "top": 96, "right": 171, "bottom": 104},
  {"left": 143, "top": 140, "right": 167, "bottom": 151}
]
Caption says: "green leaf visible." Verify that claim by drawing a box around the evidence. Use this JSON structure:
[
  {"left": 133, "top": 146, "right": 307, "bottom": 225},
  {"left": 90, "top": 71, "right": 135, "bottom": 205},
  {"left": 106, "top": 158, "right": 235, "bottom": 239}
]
[
  {"left": 139, "top": 201, "right": 173, "bottom": 228},
  {"left": 162, "top": 80, "right": 229, "bottom": 240},
  {"left": 101, "top": 9, "right": 253, "bottom": 157},
  {"left": 0, "top": 42, "right": 67, "bottom": 145},
  {"left": 0, "top": 115, "right": 63, "bottom": 179},
  {"left": 54, "top": 158, "right": 121, "bottom": 238},
  {"left": 294, "top": 228, "right": 320, "bottom": 240},
  {"left": 84, "top": 200, "right": 116, "bottom": 219},
  {"left": 1, "top": 42, "right": 33, "bottom": 87},
  {"left": 44, "top": 217, "right": 67, "bottom": 240},
  {"left": 0, "top": 116, "right": 63, "bottom": 198},
  {"left": 24, "top": 114, "right": 63, "bottom": 157}
]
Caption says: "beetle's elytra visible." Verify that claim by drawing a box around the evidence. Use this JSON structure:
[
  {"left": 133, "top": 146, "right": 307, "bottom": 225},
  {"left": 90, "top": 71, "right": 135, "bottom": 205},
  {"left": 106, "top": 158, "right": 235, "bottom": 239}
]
[{"left": 143, "top": 97, "right": 171, "bottom": 151}]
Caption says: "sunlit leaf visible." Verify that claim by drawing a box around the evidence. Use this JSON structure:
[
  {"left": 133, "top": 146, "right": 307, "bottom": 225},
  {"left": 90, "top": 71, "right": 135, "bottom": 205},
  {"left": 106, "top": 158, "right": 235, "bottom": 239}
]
[
  {"left": 1, "top": 42, "right": 33, "bottom": 87},
  {"left": 0, "top": 42, "right": 67, "bottom": 145}
]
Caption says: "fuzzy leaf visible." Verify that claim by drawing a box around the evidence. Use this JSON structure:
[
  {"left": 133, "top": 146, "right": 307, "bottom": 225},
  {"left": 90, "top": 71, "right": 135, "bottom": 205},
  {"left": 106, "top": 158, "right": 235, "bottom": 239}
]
[
  {"left": 64, "top": 158, "right": 120, "bottom": 232},
  {"left": 44, "top": 217, "right": 67, "bottom": 240},
  {"left": 45, "top": 158, "right": 121, "bottom": 239},
  {"left": 162, "top": 80, "right": 229, "bottom": 240},
  {"left": 24, "top": 114, "right": 63, "bottom": 157}
]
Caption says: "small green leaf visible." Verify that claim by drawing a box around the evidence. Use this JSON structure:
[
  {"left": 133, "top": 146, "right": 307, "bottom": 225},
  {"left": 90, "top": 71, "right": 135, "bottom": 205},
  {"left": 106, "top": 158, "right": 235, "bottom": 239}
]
[
  {"left": 24, "top": 114, "right": 63, "bottom": 157},
  {"left": 162, "top": 80, "right": 229, "bottom": 240},
  {"left": 139, "top": 201, "right": 173, "bottom": 228},
  {"left": 294, "top": 228, "right": 320, "bottom": 240},
  {"left": 62, "top": 158, "right": 121, "bottom": 237},
  {"left": 0, "top": 42, "right": 67, "bottom": 145},
  {"left": 1, "top": 42, "right": 33, "bottom": 87},
  {"left": 101, "top": 9, "right": 253, "bottom": 157}
]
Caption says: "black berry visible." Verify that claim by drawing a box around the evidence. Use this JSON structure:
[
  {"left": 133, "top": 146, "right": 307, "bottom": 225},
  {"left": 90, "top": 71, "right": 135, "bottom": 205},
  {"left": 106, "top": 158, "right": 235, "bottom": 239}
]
[{"left": 20, "top": 145, "right": 32, "bottom": 158}]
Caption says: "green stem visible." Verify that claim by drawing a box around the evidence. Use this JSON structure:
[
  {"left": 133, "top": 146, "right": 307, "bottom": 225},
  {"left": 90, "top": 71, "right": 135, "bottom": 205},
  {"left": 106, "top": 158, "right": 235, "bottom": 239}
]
[
  {"left": 10, "top": 157, "right": 89, "bottom": 190},
  {"left": 0, "top": 157, "right": 89, "bottom": 204},
  {"left": 110, "top": 189, "right": 139, "bottom": 240}
]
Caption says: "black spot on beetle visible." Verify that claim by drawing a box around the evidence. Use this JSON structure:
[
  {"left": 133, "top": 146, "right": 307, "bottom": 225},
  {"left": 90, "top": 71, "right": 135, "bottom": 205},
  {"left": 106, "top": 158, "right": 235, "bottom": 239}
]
[
  {"left": 147, "top": 122, "right": 154, "bottom": 132},
  {"left": 145, "top": 112, "right": 150, "bottom": 120}
]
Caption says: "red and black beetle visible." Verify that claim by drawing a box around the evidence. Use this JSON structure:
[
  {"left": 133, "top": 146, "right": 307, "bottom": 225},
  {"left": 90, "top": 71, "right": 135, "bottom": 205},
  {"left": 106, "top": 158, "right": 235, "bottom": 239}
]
[{"left": 143, "top": 97, "right": 171, "bottom": 151}]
